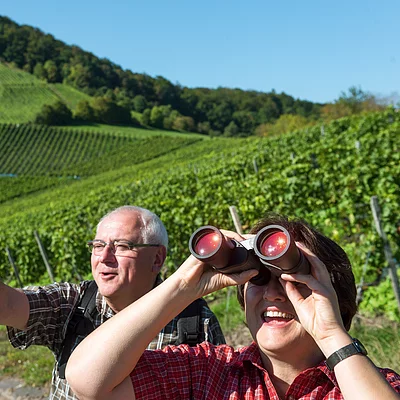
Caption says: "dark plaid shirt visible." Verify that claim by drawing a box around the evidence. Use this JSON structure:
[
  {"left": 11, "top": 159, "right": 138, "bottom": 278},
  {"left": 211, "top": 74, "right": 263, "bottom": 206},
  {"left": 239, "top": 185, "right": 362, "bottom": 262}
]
[{"left": 7, "top": 279, "right": 225, "bottom": 400}]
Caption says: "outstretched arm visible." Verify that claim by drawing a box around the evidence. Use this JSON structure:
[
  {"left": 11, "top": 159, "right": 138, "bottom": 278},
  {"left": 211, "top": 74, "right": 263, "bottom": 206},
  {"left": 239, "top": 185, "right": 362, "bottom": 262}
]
[
  {"left": 0, "top": 281, "right": 30, "bottom": 330},
  {"left": 280, "top": 244, "right": 400, "bottom": 399},
  {"left": 66, "top": 233, "right": 258, "bottom": 400}
]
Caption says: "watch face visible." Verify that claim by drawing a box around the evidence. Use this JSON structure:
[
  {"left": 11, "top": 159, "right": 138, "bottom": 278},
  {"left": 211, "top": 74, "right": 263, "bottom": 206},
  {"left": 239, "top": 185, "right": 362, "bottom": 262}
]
[{"left": 353, "top": 339, "right": 368, "bottom": 355}]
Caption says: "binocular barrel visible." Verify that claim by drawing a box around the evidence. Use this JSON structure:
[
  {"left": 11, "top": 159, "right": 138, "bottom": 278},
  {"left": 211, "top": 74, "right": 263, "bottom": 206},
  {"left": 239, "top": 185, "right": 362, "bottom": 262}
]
[{"left": 188, "top": 224, "right": 310, "bottom": 285}]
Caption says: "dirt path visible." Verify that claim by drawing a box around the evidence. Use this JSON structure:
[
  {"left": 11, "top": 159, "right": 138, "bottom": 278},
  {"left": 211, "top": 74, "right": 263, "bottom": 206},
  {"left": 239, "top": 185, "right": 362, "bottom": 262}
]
[{"left": 0, "top": 377, "right": 47, "bottom": 400}]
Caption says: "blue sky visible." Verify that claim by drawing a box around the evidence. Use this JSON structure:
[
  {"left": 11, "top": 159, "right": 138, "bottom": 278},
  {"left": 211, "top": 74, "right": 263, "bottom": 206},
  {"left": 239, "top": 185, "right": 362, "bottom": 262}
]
[{"left": 2, "top": 0, "right": 399, "bottom": 103}]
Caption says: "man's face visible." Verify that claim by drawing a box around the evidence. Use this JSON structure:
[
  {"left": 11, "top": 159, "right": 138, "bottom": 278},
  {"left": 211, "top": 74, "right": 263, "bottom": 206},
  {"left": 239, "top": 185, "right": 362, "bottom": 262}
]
[
  {"left": 244, "top": 274, "right": 318, "bottom": 361},
  {"left": 91, "top": 211, "right": 164, "bottom": 311}
]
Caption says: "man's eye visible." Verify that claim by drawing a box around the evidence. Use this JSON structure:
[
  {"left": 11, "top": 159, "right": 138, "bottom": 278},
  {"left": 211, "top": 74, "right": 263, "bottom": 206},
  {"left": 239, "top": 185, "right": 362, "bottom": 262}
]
[
  {"left": 116, "top": 244, "right": 130, "bottom": 252},
  {"left": 93, "top": 244, "right": 105, "bottom": 249}
]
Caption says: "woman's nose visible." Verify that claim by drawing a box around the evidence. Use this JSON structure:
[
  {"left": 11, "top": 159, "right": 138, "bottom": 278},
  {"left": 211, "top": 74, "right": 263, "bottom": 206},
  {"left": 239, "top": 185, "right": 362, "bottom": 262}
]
[{"left": 262, "top": 275, "right": 286, "bottom": 302}]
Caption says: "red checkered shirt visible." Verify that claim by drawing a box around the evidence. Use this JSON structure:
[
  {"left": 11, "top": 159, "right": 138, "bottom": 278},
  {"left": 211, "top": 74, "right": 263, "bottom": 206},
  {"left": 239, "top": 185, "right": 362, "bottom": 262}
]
[{"left": 131, "top": 341, "right": 400, "bottom": 399}]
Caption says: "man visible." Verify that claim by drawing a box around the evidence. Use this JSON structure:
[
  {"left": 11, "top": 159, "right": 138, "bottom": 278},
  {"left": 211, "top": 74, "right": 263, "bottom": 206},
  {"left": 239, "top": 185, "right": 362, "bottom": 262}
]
[
  {"left": 66, "top": 214, "right": 400, "bottom": 399},
  {"left": 0, "top": 205, "right": 225, "bottom": 399}
]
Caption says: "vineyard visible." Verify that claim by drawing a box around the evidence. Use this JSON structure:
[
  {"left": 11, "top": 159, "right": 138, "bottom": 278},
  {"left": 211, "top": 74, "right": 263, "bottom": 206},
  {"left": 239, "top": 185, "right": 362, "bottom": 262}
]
[
  {"left": 0, "top": 123, "right": 200, "bottom": 178},
  {"left": 0, "top": 108, "right": 399, "bottom": 320}
]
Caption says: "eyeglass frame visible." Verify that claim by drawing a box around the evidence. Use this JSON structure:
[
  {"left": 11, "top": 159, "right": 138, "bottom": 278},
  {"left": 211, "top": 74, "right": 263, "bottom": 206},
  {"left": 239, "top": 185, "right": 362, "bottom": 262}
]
[{"left": 87, "top": 239, "right": 160, "bottom": 255}]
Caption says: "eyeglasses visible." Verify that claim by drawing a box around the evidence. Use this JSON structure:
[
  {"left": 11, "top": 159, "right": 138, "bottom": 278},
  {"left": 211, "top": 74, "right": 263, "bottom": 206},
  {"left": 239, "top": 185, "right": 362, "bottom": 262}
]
[{"left": 87, "top": 240, "right": 160, "bottom": 256}]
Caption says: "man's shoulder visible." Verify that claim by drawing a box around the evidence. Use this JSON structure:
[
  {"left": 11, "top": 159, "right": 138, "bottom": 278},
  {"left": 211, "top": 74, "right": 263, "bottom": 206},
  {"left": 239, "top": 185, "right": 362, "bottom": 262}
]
[{"left": 22, "top": 280, "right": 90, "bottom": 295}]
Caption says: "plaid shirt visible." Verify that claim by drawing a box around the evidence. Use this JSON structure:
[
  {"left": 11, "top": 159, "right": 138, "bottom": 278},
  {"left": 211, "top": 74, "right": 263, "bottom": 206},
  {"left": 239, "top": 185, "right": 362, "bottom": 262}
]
[
  {"left": 131, "top": 341, "right": 400, "bottom": 399},
  {"left": 7, "top": 279, "right": 225, "bottom": 400}
]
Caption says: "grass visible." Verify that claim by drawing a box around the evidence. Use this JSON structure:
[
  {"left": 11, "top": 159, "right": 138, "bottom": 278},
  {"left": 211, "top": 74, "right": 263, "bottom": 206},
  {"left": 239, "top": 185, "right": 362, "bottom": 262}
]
[
  {"left": 350, "top": 315, "right": 400, "bottom": 368},
  {"left": 58, "top": 122, "right": 206, "bottom": 139},
  {"left": 0, "top": 326, "right": 54, "bottom": 388}
]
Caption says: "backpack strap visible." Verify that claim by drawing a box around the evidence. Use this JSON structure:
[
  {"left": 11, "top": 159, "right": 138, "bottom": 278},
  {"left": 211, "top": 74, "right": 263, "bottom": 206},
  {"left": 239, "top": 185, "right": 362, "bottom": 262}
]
[
  {"left": 57, "top": 280, "right": 99, "bottom": 379},
  {"left": 175, "top": 298, "right": 208, "bottom": 346}
]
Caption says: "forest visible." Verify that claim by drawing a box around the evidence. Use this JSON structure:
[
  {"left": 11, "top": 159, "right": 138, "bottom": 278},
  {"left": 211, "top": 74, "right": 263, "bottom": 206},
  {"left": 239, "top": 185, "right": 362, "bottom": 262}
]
[{"left": 0, "top": 16, "right": 385, "bottom": 136}]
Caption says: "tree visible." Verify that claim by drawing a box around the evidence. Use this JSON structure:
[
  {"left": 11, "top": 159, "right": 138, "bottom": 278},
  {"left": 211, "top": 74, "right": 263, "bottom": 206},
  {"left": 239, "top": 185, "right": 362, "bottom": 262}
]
[
  {"left": 33, "top": 62, "right": 46, "bottom": 80},
  {"left": 43, "top": 60, "right": 59, "bottom": 83},
  {"left": 223, "top": 121, "right": 239, "bottom": 137},
  {"left": 133, "top": 95, "right": 148, "bottom": 113},
  {"left": 91, "top": 97, "right": 131, "bottom": 125},
  {"left": 232, "top": 111, "right": 257, "bottom": 134},
  {"left": 150, "top": 105, "right": 172, "bottom": 129},
  {"left": 255, "top": 114, "right": 310, "bottom": 137},
  {"left": 172, "top": 116, "right": 195, "bottom": 132},
  {"left": 74, "top": 100, "right": 95, "bottom": 122},
  {"left": 320, "top": 86, "right": 384, "bottom": 122},
  {"left": 207, "top": 101, "right": 233, "bottom": 132},
  {"left": 141, "top": 108, "right": 151, "bottom": 126},
  {"left": 35, "top": 101, "right": 73, "bottom": 125}
]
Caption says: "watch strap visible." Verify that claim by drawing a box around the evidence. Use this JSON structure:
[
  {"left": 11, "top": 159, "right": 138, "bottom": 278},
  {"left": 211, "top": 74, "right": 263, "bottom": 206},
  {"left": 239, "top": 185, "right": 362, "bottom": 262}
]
[{"left": 325, "top": 338, "right": 367, "bottom": 371}]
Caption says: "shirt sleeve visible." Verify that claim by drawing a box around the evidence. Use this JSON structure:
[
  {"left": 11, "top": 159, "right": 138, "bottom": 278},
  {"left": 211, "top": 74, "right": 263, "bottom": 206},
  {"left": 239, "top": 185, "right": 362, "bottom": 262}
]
[
  {"left": 7, "top": 281, "right": 85, "bottom": 354},
  {"left": 131, "top": 343, "right": 233, "bottom": 399},
  {"left": 379, "top": 368, "right": 400, "bottom": 393}
]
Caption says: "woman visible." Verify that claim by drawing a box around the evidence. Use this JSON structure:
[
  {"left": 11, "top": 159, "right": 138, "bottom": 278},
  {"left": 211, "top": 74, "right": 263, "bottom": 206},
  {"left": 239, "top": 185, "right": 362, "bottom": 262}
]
[{"left": 66, "top": 215, "right": 400, "bottom": 399}]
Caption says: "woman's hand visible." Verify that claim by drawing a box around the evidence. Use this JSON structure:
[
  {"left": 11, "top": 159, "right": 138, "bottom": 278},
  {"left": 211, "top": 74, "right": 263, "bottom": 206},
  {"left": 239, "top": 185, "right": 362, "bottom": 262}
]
[
  {"left": 279, "top": 243, "right": 347, "bottom": 349},
  {"left": 175, "top": 230, "right": 259, "bottom": 299}
]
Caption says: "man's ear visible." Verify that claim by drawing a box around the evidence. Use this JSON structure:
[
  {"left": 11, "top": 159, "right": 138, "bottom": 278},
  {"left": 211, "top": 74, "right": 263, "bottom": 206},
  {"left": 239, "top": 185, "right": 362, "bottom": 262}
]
[{"left": 152, "top": 245, "right": 167, "bottom": 274}]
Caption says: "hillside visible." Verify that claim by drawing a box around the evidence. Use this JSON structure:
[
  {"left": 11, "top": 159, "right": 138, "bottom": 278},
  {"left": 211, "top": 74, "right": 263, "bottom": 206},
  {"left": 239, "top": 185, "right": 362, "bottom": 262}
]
[
  {"left": 0, "top": 63, "right": 90, "bottom": 123},
  {"left": 0, "top": 108, "right": 399, "bottom": 321},
  {"left": 0, "top": 16, "right": 324, "bottom": 136}
]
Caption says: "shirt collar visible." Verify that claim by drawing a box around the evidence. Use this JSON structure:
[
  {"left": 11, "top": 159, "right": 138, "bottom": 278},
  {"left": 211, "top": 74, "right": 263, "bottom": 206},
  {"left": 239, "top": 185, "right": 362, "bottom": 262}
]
[{"left": 232, "top": 341, "right": 340, "bottom": 387}]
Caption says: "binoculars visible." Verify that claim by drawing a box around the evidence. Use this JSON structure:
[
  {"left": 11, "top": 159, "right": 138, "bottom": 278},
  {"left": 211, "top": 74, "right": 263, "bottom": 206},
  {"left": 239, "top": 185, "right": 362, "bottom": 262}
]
[{"left": 189, "top": 225, "right": 310, "bottom": 285}]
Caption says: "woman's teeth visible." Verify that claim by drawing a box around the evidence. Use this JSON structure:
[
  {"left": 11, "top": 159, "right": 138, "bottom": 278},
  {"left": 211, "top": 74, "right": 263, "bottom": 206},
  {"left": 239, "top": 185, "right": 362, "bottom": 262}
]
[{"left": 263, "top": 311, "right": 293, "bottom": 319}]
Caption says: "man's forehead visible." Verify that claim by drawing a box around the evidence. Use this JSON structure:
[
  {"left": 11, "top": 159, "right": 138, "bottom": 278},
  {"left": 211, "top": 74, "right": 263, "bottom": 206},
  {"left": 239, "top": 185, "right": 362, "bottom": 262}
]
[{"left": 97, "top": 211, "right": 144, "bottom": 234}]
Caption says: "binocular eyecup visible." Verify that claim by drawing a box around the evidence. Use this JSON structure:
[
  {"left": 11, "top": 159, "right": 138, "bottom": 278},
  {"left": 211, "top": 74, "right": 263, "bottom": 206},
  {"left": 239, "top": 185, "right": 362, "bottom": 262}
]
[{"left": 188, "top": 225, "right": 310, "bottom": 286}]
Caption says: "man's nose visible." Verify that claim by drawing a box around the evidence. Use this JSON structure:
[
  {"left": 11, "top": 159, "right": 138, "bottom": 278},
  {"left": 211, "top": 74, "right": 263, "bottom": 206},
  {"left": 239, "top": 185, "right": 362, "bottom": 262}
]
[{"left": 99, "top": 244, "right": 117, "bottom": 263}]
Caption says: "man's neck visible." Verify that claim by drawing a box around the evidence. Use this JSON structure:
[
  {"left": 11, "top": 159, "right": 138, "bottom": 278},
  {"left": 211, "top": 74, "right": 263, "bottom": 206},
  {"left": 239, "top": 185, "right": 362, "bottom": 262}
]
[{"left": 104, "top": 295, "right": 137, "bottom": 313}]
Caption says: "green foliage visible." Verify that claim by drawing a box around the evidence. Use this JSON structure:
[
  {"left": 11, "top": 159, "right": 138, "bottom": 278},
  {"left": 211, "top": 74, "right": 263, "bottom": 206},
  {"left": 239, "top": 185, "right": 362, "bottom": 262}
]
[
  {"left": 35, "top": 101, "right": 73, "bottom": 125},
  {"left": 133, "top": 95, "right": 148, "bottom": 113},
  {"left": 150, "top": 105, "right": 172, "bottom": 128},
  {"left": 256, "top": 114, "right": 312, "bottom": 137},
  {"left": 74, "top": 100, "right": 95, "bottom": 121},
  {"left": 91, "top": 96, "right": 132, "bottom": 125},
  {"left": 350, "top": 317, "right": 400, "bottom": 369},
  {"left": 0, "top": 109, "right": 398, "bottom": 321}
]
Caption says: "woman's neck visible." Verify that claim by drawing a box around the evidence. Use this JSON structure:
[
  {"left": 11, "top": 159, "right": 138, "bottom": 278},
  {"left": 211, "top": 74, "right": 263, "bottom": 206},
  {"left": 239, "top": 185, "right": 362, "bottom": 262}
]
[{"left": 260, "top": 348, "right": 324, "bottom": 398}]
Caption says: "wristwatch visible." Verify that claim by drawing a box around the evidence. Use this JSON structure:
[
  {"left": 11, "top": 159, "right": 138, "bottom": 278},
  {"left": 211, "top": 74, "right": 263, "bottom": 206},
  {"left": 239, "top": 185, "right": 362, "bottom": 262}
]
[{"left": 325, "top": 338, "right": 368, "bottom": 371}]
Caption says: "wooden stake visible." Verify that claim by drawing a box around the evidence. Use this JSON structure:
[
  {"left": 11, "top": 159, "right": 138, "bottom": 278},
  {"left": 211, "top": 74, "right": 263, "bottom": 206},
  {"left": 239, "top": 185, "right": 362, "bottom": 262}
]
[
  {"left": 34, "top": 231, "right": 55, "bottom": 282},
  {"left": 229, "top": 206, "right": 243, "bottom": 235},
  {"left": 370, "top": 196, "right": 400, "bottom": 312},
  {"left": 6, "top": 246, "right": 23, "bottom": 287}
]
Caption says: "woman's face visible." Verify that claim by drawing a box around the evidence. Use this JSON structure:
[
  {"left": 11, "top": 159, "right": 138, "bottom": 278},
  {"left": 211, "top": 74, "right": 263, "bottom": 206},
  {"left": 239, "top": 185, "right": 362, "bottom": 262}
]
[{"left": 244, "top": 273, "right": 318, "bottom": 360}]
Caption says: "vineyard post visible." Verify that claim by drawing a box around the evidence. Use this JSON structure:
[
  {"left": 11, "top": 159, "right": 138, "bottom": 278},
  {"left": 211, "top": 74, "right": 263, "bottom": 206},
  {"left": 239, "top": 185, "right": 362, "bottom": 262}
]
[
  {"left": 252, "top": 157, "right": 258, "bottom": 174},
  {"left": 370, "top": 196, "right": 400, "bottom": 312},
  {"left": 34, "top": 230, "right": 55, "bottom": 282},
  {"left": 6, "top": 246, "right": 23, "bottom": 287},
  {"left": 229, "top": 206, "right": 243, "bottom": 235},
  {"left": 225, "top": 206, "right": 244, "bottom": 321}
]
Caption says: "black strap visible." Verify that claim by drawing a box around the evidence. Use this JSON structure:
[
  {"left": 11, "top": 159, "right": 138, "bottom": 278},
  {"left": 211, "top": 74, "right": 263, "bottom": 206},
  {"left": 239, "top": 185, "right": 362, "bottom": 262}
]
[
  {"left": 175, "top": 298, "right": 208, "bottom": 346},
  {"left": 57, "top": 280, "right": 98, "bottom": 379}
]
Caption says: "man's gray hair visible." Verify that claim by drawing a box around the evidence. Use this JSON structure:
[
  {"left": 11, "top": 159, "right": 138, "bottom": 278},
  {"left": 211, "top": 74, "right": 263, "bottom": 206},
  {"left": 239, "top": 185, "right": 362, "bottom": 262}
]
[{"left": 98, "top": 205, "right": 168, "bottom": 249}]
